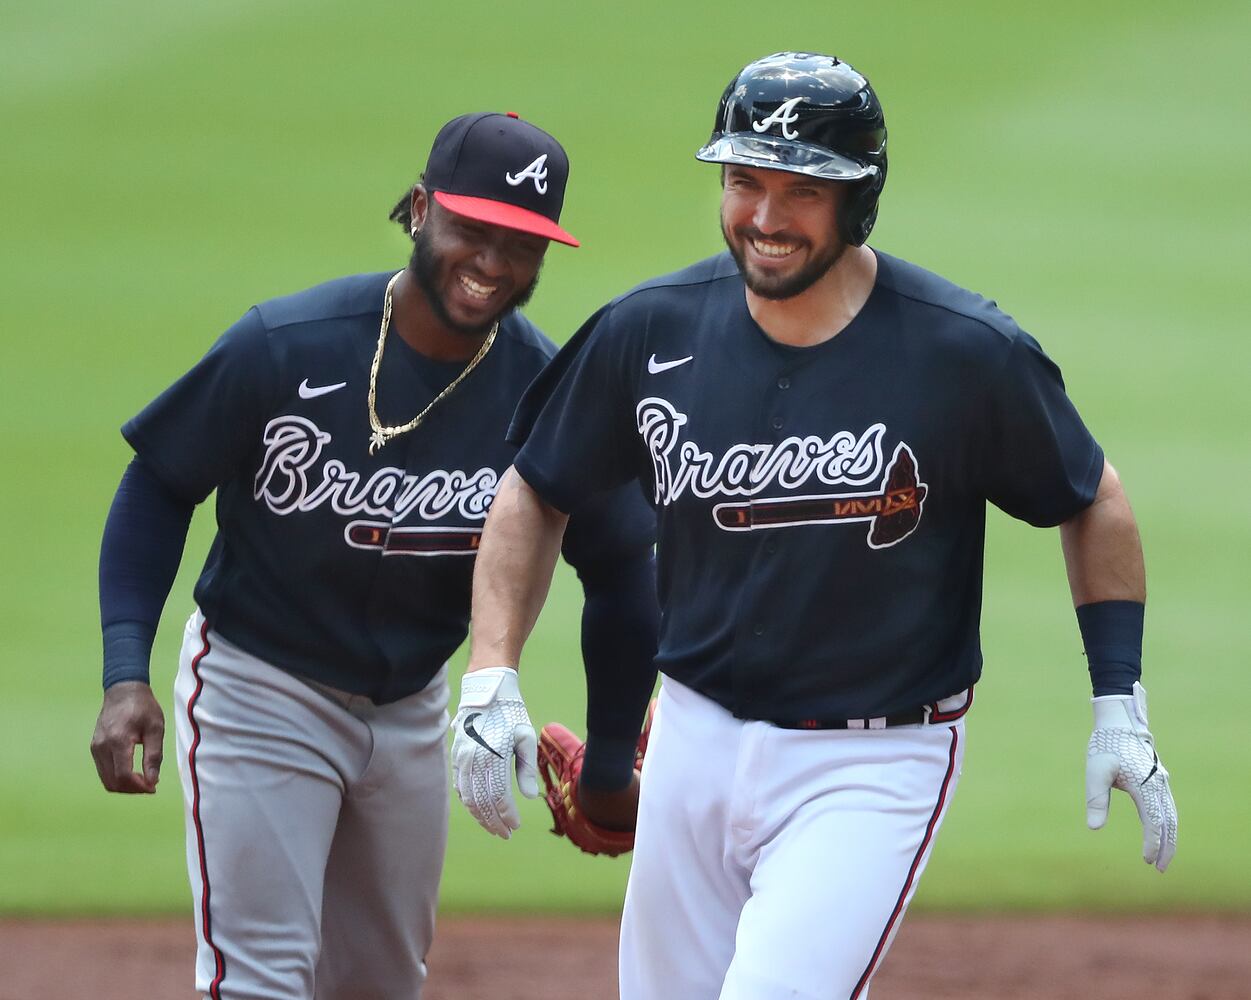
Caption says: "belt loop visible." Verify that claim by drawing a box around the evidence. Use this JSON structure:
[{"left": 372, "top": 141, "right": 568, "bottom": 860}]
[
  {"left": 921, "top": 703, "right": 934, "bottom": 726},
  {"left": 847, "top": 718, "right": 866, "bottom": 730},
  {"left": 868, "top": 716, "right": 886, "bottom": 730}
]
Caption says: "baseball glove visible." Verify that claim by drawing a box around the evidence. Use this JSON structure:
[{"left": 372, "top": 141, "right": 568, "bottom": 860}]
[{"left": 537, "top": 700, "right": 656, "bottom": 857}]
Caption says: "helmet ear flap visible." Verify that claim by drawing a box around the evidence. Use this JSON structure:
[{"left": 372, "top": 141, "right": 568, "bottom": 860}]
[{"left": 840, "top": 169, "right": 886, "bottom": 247}]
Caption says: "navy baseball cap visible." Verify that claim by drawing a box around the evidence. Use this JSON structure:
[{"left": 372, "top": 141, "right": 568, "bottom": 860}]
[{"left": 423, "top": 112, "right": 579, "bottom": 247}]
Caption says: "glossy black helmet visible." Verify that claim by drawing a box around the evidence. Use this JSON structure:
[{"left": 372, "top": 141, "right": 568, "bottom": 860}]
[{"left": 696, "top": 51, "right": 888, "bottom": 246}]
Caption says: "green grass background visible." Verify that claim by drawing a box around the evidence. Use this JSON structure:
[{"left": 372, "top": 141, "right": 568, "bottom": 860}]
[{"left": 2, "top": 0, "right": 1248, "bottom": 916}]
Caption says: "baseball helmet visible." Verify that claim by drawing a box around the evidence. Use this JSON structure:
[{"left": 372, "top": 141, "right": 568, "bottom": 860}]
[{"left": 696, "top": 51, "right": 888, "bottom": 246}]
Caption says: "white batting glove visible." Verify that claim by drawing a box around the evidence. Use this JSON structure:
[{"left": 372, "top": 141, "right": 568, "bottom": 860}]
[
  {"left": 1086, "top": 681, "right": 1178, "bottom": 872},
  {"left": 451, "top": 667, "right": 539, "bottom": 839}
]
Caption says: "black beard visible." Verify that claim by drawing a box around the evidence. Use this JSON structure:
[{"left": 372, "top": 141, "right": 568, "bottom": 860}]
[
  {"left": 409, "top": 229, "right": 541, "bottom": 334},
  {"left": 721, "top": 223, "right": 846, "bottom": 301}
]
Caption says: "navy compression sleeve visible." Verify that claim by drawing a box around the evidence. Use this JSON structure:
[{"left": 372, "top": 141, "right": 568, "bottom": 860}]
[
  {"left": 1077, "top": 600, "right": 1144, "bottom": 696},
  {"left": 574, "top": 550, "right": 660, "bottom": 790},
  {"left": 99, "top": 458, "right": 195, "bottom": 689}
]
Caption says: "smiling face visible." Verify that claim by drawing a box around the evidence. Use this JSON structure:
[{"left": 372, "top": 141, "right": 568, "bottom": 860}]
[
  {"left": 719, "top": 165, "right": 848, "bottom": 301},
  {"left": 409, "top": 192, "right": 549, "bottom": 336}
]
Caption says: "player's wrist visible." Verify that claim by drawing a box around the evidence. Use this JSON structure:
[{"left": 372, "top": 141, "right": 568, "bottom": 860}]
[
  {"left": 465, "top": 657, "right": 520, "bottom": 674},
  {"left": 1076, "top": 600, "right": 1143, "bottom": 696},
  {"left": 1091, "top": 680, "right": 1151, "bottom": 735},
  {"left": 579, "top": 733, "right": 639, "bottom": 791},
  {"left": 102, "top": 620, "right": 156, "bottom": 690},
  {"left": 576, "top": 778, "right": 639, "bottom": 832}
]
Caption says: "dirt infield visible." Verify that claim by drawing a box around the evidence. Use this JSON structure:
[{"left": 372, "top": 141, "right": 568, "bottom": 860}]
[{"left": 1, "top": 914, "right": 1247, "bottom": 999}]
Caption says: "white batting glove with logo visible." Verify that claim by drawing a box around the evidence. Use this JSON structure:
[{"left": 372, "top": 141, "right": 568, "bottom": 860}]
[
  {"left": 1086, "top": 681, "right": 1178, "bottom": 872},
  {"left": 451, "top": 667, "right": 540, "bottom": 839}
]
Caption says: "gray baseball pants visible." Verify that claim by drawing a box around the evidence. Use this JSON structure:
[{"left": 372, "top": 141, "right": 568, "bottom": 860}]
[{"left": 173, "top": 611, "right": 450, "bottom": 1000}]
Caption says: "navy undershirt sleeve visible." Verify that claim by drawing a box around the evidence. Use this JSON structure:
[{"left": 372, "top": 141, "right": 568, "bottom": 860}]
[
  {"left": 574, "top": 549, "right": 660, "bottom": 790},
  {"left": 99, "top": 457, "right": 195, "bottom": 689},
  {"left": 559, "top": 480, "right": 659, "bottom": 789}
]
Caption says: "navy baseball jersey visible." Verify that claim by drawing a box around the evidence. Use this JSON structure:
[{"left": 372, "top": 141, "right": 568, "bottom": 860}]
[
  {"left": 124, "top": 271, "right": 653, "bottom": 703},
  {"left": 510, "top": 251, "right": 1103, "bottom": 721}
]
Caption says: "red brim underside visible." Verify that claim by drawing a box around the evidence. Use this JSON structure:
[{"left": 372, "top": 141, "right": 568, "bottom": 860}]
[{"left": 433, "top": 192, "right": 580, "bottom": 247}]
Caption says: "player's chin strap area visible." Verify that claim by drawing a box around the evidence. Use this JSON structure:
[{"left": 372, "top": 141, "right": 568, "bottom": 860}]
[{"left": 771, "top": 687, "right": 974, "bottom": 731}]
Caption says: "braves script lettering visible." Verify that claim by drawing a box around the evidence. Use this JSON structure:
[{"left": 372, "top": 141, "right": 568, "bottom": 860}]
[
  {"left": 254, "top": 416, "right": 498, "bottom": 522},
  {"left": 638, "top": 397, "right": 885, "bottom": 503}
]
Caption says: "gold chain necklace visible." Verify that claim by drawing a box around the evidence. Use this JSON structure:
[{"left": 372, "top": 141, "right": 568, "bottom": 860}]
[{"left": 367, "top": 271, "right": 498, "bottom": 455}]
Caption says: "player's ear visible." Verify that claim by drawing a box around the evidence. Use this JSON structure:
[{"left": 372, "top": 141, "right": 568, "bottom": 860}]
[{"left": 410, "top": 184, "right": 430, "bottom": 234}]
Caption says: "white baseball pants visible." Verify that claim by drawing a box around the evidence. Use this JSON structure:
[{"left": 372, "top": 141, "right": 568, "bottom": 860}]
[
  {"left": 620, "top": 676, "right": 966, "bottom": 1000},
  {"left": 174, "top": 611, "right": 450, "bottom": 1000}
]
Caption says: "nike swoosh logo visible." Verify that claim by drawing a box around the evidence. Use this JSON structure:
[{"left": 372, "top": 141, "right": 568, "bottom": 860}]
[
  {"left": 299, "top": 378, "right": 347, "bottom": 399},
  {"left": 647, "top": 354, "right": 693, "bottom": 374},
  {"left": 1140, "top": 749, "right": 1159, "bottom": 786},
  {"left": 463, "top": 712, "right": 503, "bottom": 759}
]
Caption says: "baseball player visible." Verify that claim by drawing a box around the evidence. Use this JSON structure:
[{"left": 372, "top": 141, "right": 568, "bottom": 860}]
[
  {"left": 89, "top": 112, "right": 658, "bottom": 1000},
  {"left": 452, "top": 53, "right": 1179, "bottom": 999}
]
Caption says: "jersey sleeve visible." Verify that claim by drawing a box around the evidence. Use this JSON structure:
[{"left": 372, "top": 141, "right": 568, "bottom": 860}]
[
  {"left": 121, "top": 307, "right": 277, "bottom": 503},
  {"left": 508, "top": 303, "right": 641, "bottom": 514},
  {"left": 980, "top": 330, "right": 1104, "bottom": 527}
]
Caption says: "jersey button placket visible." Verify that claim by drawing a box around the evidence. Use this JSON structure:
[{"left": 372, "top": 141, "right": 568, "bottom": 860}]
[{"left": 768, "top": 368, "right": 793, "bottom": 436}]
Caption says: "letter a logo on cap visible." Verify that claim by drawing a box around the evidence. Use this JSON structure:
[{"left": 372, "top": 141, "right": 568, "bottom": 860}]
[
  {"left": 506, "top": 154, "right": 549, "bottom": 194},
  {"left": 752, "top": 96, "right": 803, "bottom": 140}
]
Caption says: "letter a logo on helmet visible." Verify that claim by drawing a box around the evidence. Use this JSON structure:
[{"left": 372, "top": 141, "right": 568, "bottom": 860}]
[
  {"left": 752, "top": 96, "right": 803, "bottom": 140},
  {"left": 506, "top": 154, "right": 549, "bottom": 194}
]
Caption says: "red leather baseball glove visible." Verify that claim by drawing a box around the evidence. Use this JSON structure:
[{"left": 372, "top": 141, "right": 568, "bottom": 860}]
[{"left": 537, "top": 699, "right": 656, "bottom": 857}]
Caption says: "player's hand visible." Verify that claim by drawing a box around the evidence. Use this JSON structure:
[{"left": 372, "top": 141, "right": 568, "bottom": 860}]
[
  {"left": 1085, "top": 681, "right": 1177, "bottom": 872},
  {"left": 90, "top": 681, "right": 165, "bottom": 794},
  {"left": 450, "top": 667, "right": 539, "bottom": 839}
]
